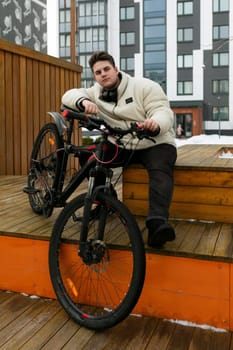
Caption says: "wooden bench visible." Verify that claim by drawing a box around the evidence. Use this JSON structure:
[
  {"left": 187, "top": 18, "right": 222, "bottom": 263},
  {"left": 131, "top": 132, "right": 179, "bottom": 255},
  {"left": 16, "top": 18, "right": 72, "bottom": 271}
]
[{"left": 122, "top": 144, "right": 233, "bottom": 223}]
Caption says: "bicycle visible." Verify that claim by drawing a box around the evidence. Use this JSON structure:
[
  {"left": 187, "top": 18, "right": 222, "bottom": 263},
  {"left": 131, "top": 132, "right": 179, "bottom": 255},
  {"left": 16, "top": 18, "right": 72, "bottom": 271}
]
[{"left": 24, "top": 106, "right": 156, "bottom": 330}]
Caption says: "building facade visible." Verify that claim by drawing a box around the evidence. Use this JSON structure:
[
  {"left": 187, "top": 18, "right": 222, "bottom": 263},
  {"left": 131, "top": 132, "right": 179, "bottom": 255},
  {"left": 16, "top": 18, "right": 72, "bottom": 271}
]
[
  {"left": 58, "top": 0, "right": 233, "bottom": 136},
  {"left": 0, "top": 0, "right": 47, "bottom": 53}
]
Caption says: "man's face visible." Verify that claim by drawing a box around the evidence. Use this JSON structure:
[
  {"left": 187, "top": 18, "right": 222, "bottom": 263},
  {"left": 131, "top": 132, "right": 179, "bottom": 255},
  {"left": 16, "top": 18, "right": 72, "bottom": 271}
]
[{"left": 92, "top": 60, "right": 119, "bottom": 89}]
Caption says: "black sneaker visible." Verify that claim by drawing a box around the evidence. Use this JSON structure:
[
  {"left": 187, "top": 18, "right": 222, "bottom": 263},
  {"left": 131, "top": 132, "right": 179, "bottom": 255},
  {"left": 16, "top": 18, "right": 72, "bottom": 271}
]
[{"left": 146, "top": 219, "right": 175, "bottom": 248}]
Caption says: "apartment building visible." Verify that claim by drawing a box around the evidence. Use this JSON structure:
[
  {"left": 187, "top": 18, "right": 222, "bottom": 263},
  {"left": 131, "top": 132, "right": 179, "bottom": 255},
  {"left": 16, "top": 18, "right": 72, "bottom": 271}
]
[
  {"left": 58, "top": 0, "right": 233, "bottom": 135},
  {"left": 0, "top": 0, "right": 47, "bottom": 53}
]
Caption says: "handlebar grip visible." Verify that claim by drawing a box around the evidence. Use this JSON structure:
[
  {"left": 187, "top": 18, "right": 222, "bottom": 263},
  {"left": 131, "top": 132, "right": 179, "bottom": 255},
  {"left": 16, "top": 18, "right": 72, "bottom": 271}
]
[
  {"left": 134, "top": 122, "right": 160, "bottom": 137},
  {"left": 143, "top": 128, "right": 160, "bottom": 137},
  {"left": 61, "top": 106, "right": 89, "bottom": 122},
  {"left": 61, "top": 105, "right": 104, "bottom": 130}
]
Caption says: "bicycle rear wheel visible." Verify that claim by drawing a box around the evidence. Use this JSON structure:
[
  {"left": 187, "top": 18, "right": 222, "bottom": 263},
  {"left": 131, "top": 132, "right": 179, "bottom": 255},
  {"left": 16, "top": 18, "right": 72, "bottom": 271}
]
[
  {"left": 27, "top": 123, "right": 64, "bottom": 216},
  {"left": 49, "top": 192, "right": 146, "bottom": 330}
]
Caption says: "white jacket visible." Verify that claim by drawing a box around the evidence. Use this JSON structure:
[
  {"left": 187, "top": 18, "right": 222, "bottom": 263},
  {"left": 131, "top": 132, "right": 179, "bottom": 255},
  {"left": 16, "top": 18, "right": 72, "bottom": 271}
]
[{"left": 62, "top": 71, "right": 176, "bottom": 149}]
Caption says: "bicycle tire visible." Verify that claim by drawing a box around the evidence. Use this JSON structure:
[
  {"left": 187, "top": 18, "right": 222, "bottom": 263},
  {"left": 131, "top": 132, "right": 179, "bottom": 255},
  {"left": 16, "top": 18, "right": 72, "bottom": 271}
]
[
  {"left": 49, "top": 192, "right": 146, "bottom": 330},
  {"left": 27, "top": 122, "right": 64, "bottom": 216}
]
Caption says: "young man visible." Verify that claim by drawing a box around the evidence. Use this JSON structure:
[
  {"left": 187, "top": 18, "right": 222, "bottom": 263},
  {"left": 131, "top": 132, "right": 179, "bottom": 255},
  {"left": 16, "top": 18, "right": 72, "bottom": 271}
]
[{"left": 62, "top": 51, "right": 177, "bottom": 248}]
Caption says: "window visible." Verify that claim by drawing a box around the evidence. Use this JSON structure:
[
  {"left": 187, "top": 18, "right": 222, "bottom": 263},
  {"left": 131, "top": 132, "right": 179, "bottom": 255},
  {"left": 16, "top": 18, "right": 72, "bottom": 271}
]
[
  {"left": 213, "top": 0, "right": 229, "bottom": 12},
  {"left": 78, "top": 27, "right": 106, "bottom": 52},
  {"left": 144, "top": 0, "right": 165, "bottom": 12},
  {"left": 145, "top": 17, "right": 164, "bottom": 25},
  {"left": 177, "top": 54, "right": 193, "bottom": 68},
  {"left": 213, "top": 106, "right": 229, "bottom": 121},
  {"left": 60, "top": 34, "right": 70, "bottom": 47},
  {"left": 145, "top": 43, "right": 165, "bottom": 51},
  {"left": 177, "top": 28, "right": 193, "bottom": 42},
  {"left": 120, "top": 32, "right": 135, "bottom": 46},
  {"left": 177, "top": 81, "right": 193, "bottom": 95},
  {"left": 145, "top": 25, "right": 165, "bottom": 39},
  {"left": 213, "top": 25, "right": 229, "bottom": 40},
  {"left": 143, "top": 0, "right": 166, "bottom": 85},
  {"left": 177, "top": 1, "right": 193, "bottom": 15},
  {"left": 212, "top": 52, "right": 229, "bottom": 66},
  {"left": 59, "top": 9, "right": 71, "bottom": 23},
  {"left": 145, "top": 51, "right": 165, "bottom": 65},
  {"left": 79, "top": 1, "right": 106, "bottom": 26},
  {"left": 212, "top": 80, "right": 229, "bottom": 94},
  {"left": 120, "top": 6, "right": 135, "bottom": 20},
  {"left": 120, "top": 57, "right": 135, "bottom": 71},
  {"left": 59, "top": 0, "right": 71, "bottom": 9}
]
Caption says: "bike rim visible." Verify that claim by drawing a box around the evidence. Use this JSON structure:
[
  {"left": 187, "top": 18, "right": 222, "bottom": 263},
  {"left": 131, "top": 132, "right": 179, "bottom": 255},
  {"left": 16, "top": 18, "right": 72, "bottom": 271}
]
[{"left": 50, "top": 194, "right": 145, "bottom": 328}]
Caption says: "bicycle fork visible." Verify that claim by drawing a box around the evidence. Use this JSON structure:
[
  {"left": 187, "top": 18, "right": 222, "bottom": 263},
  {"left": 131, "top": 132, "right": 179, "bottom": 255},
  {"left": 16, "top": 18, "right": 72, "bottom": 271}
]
[{"left": 78, "top": 167, "right": 113, "bottom": 265}]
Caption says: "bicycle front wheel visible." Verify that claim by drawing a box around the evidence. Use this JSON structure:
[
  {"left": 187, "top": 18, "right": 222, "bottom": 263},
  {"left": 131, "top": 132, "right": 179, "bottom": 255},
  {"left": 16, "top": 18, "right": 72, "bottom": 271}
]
[
  {"left": 49, "top": 192, "right": 146, "bottom": 330},
  {"left": 27, "top": 122, "right": 64, "bottom": 216}
]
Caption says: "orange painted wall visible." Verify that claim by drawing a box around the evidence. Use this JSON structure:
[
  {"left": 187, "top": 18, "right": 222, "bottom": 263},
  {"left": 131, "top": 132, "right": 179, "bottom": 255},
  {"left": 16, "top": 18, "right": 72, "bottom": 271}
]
[{"left": 0, "top": 235, "right": 232, "bottom": 330}]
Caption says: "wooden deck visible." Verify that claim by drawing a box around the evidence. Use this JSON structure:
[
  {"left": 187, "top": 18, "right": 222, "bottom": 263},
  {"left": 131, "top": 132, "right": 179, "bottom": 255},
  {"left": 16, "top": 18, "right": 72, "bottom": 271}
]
[
  {"left": 1, "top": 174, "right": 233, "bottom": 262},
  {"left": 2, "top": 144, "right": 233, "bottom": 335},
  {"left": 0, "top": 290, "right": 232, "bottom": 350}
]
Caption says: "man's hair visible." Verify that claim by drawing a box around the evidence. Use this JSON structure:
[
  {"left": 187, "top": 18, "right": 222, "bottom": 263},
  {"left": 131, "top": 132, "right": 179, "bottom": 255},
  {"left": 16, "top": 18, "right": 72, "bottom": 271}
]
[{"left": 88, "top": 51, "right": 115, "bottom": 71}]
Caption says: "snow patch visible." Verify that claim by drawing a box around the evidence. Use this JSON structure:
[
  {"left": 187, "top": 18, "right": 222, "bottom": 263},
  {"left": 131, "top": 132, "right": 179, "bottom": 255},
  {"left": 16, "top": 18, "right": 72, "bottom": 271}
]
[{"left": 165, "top": 318, "right": 227, "bottom": 333}]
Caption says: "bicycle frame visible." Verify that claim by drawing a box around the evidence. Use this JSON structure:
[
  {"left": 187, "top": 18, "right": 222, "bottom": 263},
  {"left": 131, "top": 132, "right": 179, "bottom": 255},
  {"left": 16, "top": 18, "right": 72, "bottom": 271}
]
[{"left": 45, "top": 111, "right": 114, "bottom": 211}]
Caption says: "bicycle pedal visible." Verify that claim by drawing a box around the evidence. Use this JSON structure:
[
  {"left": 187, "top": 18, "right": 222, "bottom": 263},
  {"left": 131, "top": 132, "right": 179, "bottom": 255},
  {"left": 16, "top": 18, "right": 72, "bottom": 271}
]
[{"left": 23, "top": 186, "right": 40, "bottom": 195}]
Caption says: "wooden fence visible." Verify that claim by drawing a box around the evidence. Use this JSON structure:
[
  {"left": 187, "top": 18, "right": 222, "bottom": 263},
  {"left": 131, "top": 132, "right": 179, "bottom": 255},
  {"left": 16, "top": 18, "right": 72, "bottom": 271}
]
[{"left": 0, "top": 39, "right": 82, "bottom": 176}]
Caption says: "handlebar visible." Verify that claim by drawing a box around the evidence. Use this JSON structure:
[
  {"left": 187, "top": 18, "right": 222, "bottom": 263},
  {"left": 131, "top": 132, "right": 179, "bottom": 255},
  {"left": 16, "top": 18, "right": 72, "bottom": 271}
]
[{"left": 61, "top": 105, "right": 159, "bottom": 141}]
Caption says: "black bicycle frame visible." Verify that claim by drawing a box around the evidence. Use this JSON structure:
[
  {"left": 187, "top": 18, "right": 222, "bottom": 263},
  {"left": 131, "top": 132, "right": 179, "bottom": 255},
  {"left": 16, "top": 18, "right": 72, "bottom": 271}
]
[
  {"left": 44, "top": 109, "right": 118, "bottom": 211},
  {"left": 52, "top": 154, "right": 96, "bottom": 208}
]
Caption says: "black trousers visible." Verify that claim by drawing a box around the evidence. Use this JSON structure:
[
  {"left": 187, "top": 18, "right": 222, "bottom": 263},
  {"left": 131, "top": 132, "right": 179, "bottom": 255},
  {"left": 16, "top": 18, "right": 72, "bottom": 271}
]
[{"left": 80, "top": 142, "right": 177, "bottom": 221}]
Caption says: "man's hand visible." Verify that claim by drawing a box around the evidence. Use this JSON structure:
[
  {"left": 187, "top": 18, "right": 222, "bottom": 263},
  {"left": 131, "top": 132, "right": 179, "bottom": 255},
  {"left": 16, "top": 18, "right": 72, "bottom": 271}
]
[
  {"left": 82, "top": 100, "right": 98, "bottom": 115},
  {"left": 141, "top": 119, "right": 160, "bottom": 133}
]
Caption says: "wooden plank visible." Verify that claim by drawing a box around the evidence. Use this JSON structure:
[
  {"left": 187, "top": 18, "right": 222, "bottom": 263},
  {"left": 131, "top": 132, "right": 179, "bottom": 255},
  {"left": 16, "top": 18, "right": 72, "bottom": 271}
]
[
  {"left": 5, "top": 52, "right": 14, "bottom": 175},
  {"left": 50, "top": 65, "right": 56, "bottom": 111},
  {"left": 55, "top": 66, "right": 61, "bottom": 111},
  {"left": 173, "top": 186, "right": 233, "bottom": 205},
  {"left": 19, "top": 309, "right": 69, "bottom": 349},
  {"left": 12, "top": 54, "right": 21, "bottom": 175},
  {"left": 32, "top": 60, "right": 40, "bottom": 140},
  {"left": 123, "top": 167, "right": 233, "bottom": 187},
  {"left": 176, "top": 221, "right": 207, "bottom": 255},
  {"left": 194, "top": 222, "right": 222, "bottom": 257},
  {"left": 1, "top": 290, "right": 233, "bottom": 349},
  {"left": 26, "top": 58, "right": 34, "bottom": 162},
  {"left": 1, "top": 297, "right": 61, "bottom": 349},
  {"left": 165, "top": 322, "right": 195, "bottom": 350},
  {"left": 175, "top": 144, "right": 233, "bottom": 170},
  {"left": 170, "top": 202, "right": 233, "bottom": 224},
  {"left": 145, "top": 319, "right": 175, "bottom": 350},
  {"left": 41, "top": 319, "right": 81, "bottom": 350},
  {"left": 74, "top": 316, "right": 158, "bottom": 350},
  {"left": 123, "top": 167, "right": 149, "bottom": 184},
  {"left": 214, "top": 224, "right": 233, "bottom": 259},
  {"left": 123, "top": 198, "right": 233, "bottom": 223},
  {"left": 123, "top": 182, "right": 233, "bottom": 205},
  {"left": 189, "top": 327, "right": 231, "bottom": 350},
  {"left": 44, "top": 64, "right": 51, "bottom": 115},
  {"left": 174, "top": 169, "right": 233, "bottom": 187},
  {"left": 0, "top": 51, "right": 6, "bottom": 174},
  {"left": 20, "top": 56, "right": 28, "bottom": 175},
  {"left": 0, "top": 293, "right": 39, "bottom": 331},
  {"left": 39, "top": 62, "right": 46, "bottom": 129}
]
